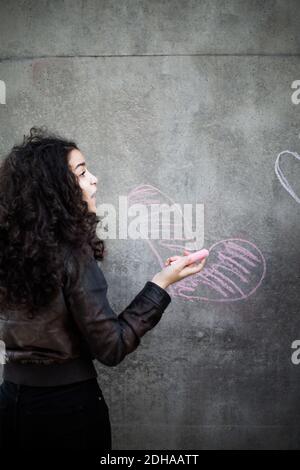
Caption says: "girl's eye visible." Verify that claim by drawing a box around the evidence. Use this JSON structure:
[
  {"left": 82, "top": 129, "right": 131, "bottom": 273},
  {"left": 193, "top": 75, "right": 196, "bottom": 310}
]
[{"left": 80, "top": 171, "right": 86, "bottom": 177}]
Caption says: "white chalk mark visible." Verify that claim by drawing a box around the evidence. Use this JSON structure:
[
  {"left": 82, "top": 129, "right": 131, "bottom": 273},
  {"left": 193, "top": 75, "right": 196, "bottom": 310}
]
[
  {"left": 275, "top": 150, "right": 300, "bottom": 204},
  {"left": 0, "top": 80, "right": 6, "bottom": 105}
]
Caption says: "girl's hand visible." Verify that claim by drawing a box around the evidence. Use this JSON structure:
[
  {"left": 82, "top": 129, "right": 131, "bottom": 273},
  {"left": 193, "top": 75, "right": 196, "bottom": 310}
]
[
  {"left": 151, "top": 249, "right": 207, "bottom": 289},
  {"left": 164, "top": 249, "right": 192, "bottom": 267}
]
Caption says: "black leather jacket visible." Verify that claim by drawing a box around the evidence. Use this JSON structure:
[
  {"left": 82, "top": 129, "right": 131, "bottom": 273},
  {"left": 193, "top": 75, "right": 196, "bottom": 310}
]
[{"left": 0, "top": 246, "right": 171, "bottom": 386}]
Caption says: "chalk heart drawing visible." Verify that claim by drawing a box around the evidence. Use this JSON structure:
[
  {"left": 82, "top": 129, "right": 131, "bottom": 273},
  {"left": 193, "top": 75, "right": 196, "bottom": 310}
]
[
  {"left": 275, "top": 150, "right": 300, "bottom": 204},
  {"left": 128, "top": 184, "right": 266, "bottom": 303}
]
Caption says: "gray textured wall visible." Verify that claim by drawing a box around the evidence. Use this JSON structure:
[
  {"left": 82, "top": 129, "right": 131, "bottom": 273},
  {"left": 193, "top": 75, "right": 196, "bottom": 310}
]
[{"left": 1, "top": 0, "right": 300, "bottom": 450}]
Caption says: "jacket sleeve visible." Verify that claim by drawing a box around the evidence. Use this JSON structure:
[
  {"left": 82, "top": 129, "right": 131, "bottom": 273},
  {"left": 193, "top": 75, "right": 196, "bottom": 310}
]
[{"left": 63, "top": 250, "right": 172, "bottom": 367}]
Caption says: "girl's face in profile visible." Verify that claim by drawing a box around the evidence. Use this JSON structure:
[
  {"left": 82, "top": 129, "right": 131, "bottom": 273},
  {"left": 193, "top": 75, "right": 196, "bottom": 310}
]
[{"left": 68, "top": 148, "right": 98, "bottom": 214}]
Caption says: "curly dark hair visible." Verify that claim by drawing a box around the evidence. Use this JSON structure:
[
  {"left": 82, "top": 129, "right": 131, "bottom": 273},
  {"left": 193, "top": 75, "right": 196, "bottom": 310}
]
[{"left": 0, "top": 126, "right": 105, "bottom": 314}]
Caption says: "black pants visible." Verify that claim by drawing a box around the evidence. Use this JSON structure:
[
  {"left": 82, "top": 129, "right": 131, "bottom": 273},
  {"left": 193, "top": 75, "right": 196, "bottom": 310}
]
[{"left": 0, "top": 377, "right": 112, "bottom": 450}]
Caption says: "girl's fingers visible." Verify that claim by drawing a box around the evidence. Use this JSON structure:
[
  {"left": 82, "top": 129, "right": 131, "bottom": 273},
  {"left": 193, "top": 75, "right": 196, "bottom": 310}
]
[
  {"left": 166, "top": 249, "right": 196, "bottom": 264},
  {"left": 164, "top": 255, "right": 181, "bottom": 265},
  {"left": 180, "top": 257, "right": 207, "bottom": 277},
  {"left": 165, "top": 252, "right": 208, "bottom": 271},
  {"left": 172, "top": 254, "right": 195, "bottom": 269}
]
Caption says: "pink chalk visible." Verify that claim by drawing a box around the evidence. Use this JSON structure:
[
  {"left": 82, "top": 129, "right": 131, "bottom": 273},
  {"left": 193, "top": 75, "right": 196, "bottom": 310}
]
[{"left": 170, "top": 248, "right": 210, "bottom": 265}]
